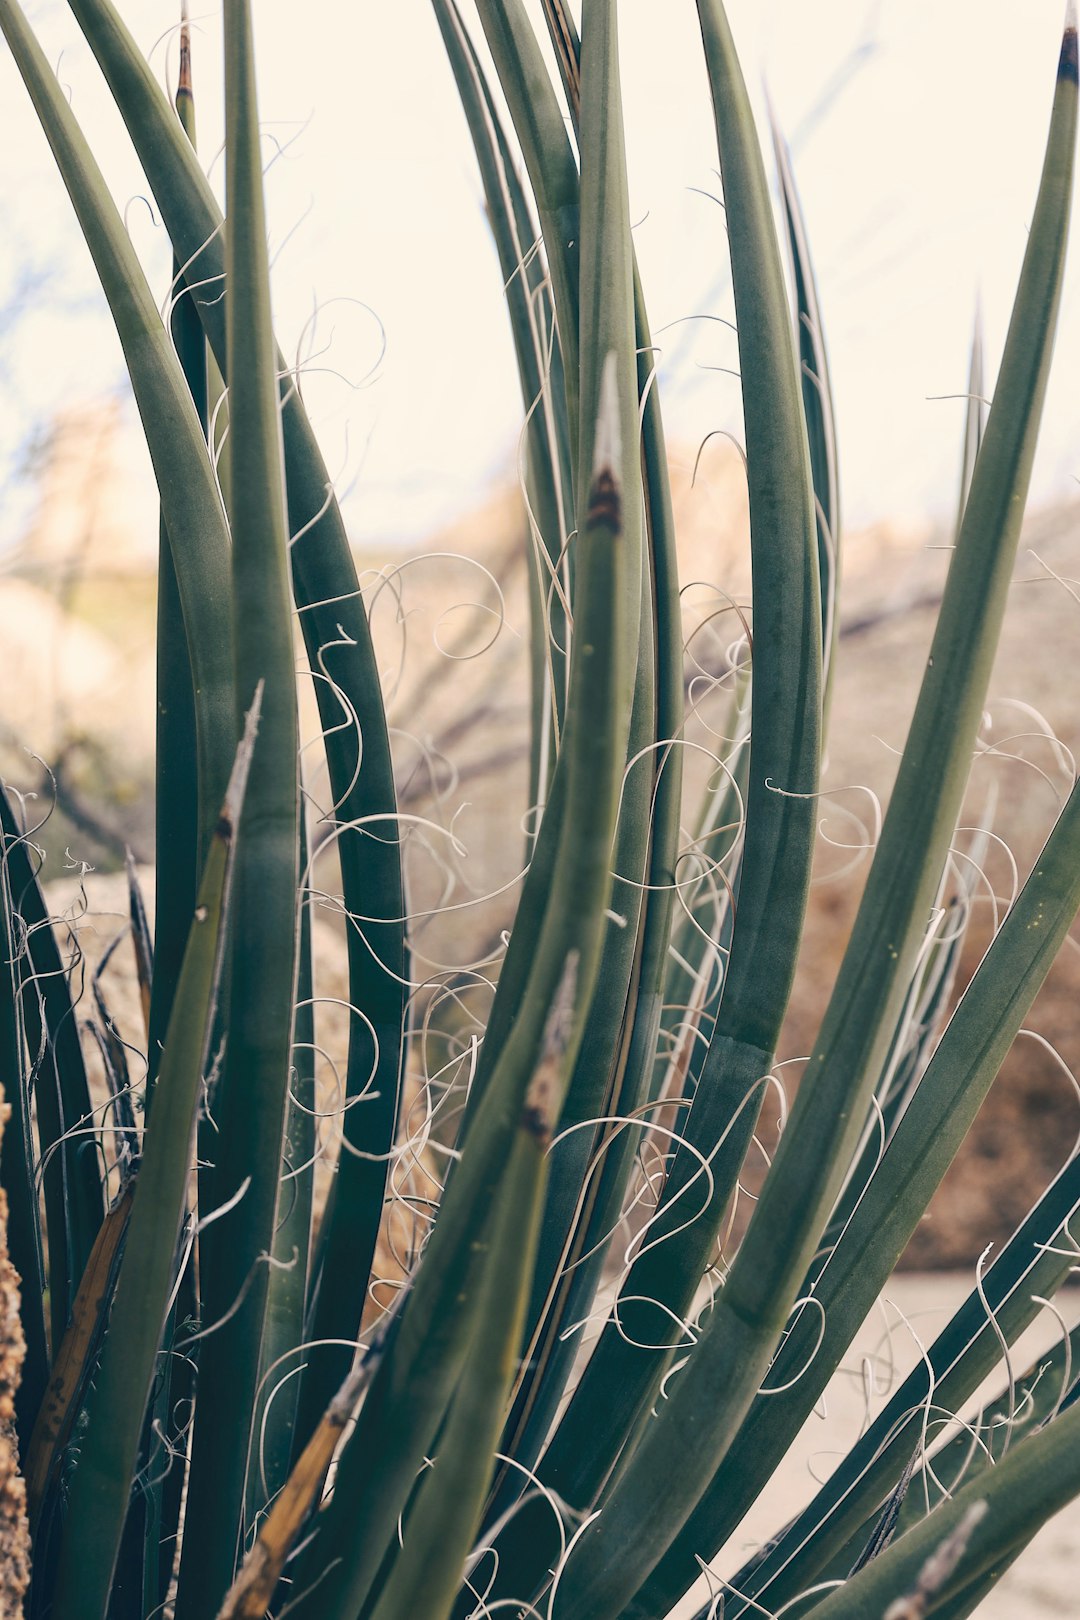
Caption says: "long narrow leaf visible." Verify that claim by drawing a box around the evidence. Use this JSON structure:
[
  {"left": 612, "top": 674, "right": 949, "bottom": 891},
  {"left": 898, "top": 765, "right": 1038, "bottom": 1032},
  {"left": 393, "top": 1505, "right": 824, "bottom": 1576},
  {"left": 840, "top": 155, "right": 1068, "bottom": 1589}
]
[
  {"left": 771, "top": 109, "right": 841, "bottom": 703},
  {"left": 0, "top": 821, "right": 45, "bottom": 1441},
  {"left": 717, "top": 1148, "right": 1080, "bottom": 1620},
  {"left": 149, "top": 8, "right": 205, "bottom": 1103},
  {"left": 25, "top": 1183, "right": 133, "bottom": 1535},
  {"left": 0, "top": 784, "right": 101, "bottom": 1345},
  {"left": 64, "top": 0, "right": 408, "bottom": 1438},
  {"left": 485, "top": 0, "right": 685, "bottom": 1524},
  {"left": 641, "top": 775, "right": 1080, "bottom": 1618},
  {"left": 364, "top": 983, "right": 562, "bottom": 1620},
  {"left": 473, "top": 0, "right": 582, "bottom": 461},
  {"left": 137, "top": 24, "right": 207, "bottom": 1601},
  {"left": 430, "top": 0, "right": 574, "bottom": 774},
  {"left": 175, "top": 4, "right": 300, "bottom": 1607},
  {"left": 252, "top": 807, "right": 316, "bottom": 1512},
  {"left": 287, "top": 328, "right": 640, "bottom": 1619},
  {"left": 47, "top": 696, "right": 259, "bottom": 1620},
  {"left": 508, "top": 2, "right": 821, "bottom": 1601},
  {"left": 808, "top": 1381, "right": 1080, "bottom": 1620},
  {"left": 553, "top": 8, "right": 1075, "bottom": 1616},
  {"left": 0, "top": 0, "right": 234, "bottom": 867}
]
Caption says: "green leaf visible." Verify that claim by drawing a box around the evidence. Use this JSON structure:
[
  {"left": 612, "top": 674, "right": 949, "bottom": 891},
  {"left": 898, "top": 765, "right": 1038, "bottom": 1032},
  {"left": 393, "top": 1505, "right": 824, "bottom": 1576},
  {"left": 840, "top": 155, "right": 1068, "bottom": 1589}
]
[
  {"left": 365, "top": 975, "right": 564, "bottom": 1620},
  {"left": 149, "top": 13, "right": 205, "bottom": 1107},
  {"left": 483, "top": 0, "right": 685, "bottom": 1531},
  {"left": 0, "top": 799, "right": 47, "bottom": 1441},
  {"left": 0, "top": 0, "right": 234, "bottom": 872},
  {"left": 251, "top": 808, "right": 316, "bottom": 1514},
  {"left": 63, "top": 0, "right": 408, "bottom": 1437},
  {"left": 175, "top": 3, "right": 301, "bottom": 1608},
  {"left": 430, "top": 0, "right": 574, "bottom": 779},
  {"left": 0, "top": 784, "right": 102, "bottom": 1346},
  {"left": 473, "top": 0, "right": 582, "bottom": 461},
  {"left": 770, "top": 107, "right": 841, "bottom": 701},
  {"left": 718, "top": 1145, "right": 1080, "bottom": 1620},
  {"left": 808, "top": 1382, "right": 1080, "bottom": 1620},
  {"left": 894, "top": 1324, "right": 1080, "bottom": 1535},
  {"left": 47, "top": 695, "right": 260, "bottom": 1620},
  {"left": 553, "top": 3, "right": 1075, "bottom": 1614},
  {"left": 649, "top": 772, "right": 1080, "bottom": 1619},
  {"left": 288, "top": 191, "right": 639, "bottom": 1610},
  {"left": 511, "top": 3, "right": 820, "bottom": 1605}
]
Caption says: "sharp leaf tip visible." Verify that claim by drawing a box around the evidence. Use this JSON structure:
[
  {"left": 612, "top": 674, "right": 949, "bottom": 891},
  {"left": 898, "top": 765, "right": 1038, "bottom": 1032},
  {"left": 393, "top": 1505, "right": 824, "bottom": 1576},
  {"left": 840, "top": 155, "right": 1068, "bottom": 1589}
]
[{"left": 1060, "top": 12, "right": 1078, "bottom": 83}]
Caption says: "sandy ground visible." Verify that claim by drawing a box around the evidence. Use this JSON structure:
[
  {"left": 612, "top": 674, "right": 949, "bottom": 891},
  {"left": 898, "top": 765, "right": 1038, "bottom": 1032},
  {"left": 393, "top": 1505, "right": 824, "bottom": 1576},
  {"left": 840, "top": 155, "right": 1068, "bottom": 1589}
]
[{"left": 702, "top": 1274, "right": 1080, "bottom": 1619}]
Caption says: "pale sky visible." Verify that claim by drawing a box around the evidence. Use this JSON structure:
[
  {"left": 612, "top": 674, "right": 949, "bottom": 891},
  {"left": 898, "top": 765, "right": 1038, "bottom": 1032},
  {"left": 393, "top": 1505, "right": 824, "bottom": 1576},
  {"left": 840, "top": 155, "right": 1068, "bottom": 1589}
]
[{"left": 1, "top": 1, "right": 1078, "bottom": 549}]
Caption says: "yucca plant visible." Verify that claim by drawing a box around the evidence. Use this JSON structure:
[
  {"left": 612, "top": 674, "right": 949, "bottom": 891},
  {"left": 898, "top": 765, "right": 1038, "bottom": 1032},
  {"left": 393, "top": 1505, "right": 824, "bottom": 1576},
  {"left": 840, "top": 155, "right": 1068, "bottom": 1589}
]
[{"left": 0, "top": 1, "right": 1079, "bottom": 1617}]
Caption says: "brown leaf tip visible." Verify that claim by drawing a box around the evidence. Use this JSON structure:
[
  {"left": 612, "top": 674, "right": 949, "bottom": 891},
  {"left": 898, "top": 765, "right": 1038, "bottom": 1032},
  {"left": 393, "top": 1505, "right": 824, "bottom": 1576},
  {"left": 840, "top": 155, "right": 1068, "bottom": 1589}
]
[
  {"left": 587, "top": 467, "right": 622, "bottom": 535},
  {"left": 1060, "top": 25, "right": 1078, "bottom": 84},
  {"left": 178, "top": 2, "right": 192, "bottom": 97}
]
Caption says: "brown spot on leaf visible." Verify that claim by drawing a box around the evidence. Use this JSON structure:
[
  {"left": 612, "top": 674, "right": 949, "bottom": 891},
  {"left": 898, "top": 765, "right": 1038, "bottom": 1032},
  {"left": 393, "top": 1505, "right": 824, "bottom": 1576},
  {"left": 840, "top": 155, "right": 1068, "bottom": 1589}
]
[{"left": 587, "top": 468, "right": 622, "bottom": 535}]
